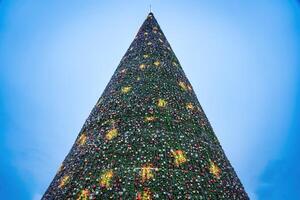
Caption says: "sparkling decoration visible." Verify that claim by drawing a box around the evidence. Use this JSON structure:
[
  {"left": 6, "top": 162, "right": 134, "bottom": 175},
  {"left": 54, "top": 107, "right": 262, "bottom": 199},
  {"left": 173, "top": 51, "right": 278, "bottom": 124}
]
[
  {"left": 171, "top": 150, "right": 187, "bottom": 166},
  {"left": 140, "top": 164, "right": 156, "bottom": 182},
  {"left": 153, "top": 60, "right": 161, "bottom": 67},
  {"left": 139, "top": 64, "right": 146, "bottom": 70},
  {"left": 157, "top": 98, "right": 167, "bottom": 108},
  {"left": 136, "top": 188, "right": 152, "bottom": 200},
  {"left": 105, "top": 128, "right": 118, "bottom": 140},
  {"left": 77, "top": 133, "right": 87, "bottom": 146},
  {"left": 77, "top": 189, "right": 90, "bottom": 200},
  {"left": 178, "top": 81, "right": 187, "bottom": 91},
  {"left": 209, "top": 161, "right": 221, "bottom": 179},
  {"left": 43, "top": 12, "right": 249, "bottom": 200},
  {"left": 100, "top": 169, "right": 114, "bottom": 188},
  {"left": 144, "top": 116, "right": 156, "bottom": 122},
  {"left": 58, "top": 175, "right": 70, "bottom": 188},
  {"left": 121, "top": 86, "right": 132, "bottom": 94},
  {"left": 186, "top": 102, "right": 194, "bottom": 110}
]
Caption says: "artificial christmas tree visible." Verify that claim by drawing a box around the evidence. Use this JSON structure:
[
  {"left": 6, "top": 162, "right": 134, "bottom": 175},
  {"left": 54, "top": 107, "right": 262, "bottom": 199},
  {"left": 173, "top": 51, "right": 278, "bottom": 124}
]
[{"left": 43, "top": 12, "right": 249, "bottom": 199}]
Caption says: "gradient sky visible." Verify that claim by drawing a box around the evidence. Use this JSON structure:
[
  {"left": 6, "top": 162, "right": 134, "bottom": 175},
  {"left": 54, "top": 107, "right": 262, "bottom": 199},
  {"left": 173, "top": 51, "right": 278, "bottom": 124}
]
[{"left": 1, "top": 1, "right": 300, "bottom": 199}]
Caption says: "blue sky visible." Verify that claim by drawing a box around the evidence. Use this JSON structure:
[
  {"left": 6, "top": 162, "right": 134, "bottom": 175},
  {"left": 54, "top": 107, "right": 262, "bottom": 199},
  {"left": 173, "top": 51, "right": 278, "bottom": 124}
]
[{"left": 1, "top": 1, "right": 300, "bottom": 199}]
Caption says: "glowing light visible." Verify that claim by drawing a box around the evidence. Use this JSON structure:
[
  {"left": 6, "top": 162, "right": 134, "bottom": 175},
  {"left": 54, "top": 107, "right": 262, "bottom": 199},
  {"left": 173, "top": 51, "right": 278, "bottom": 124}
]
[
  {"left": 58, "top": 175, "right": 70, "bottom": 188},
  {"left": 77, "top": 189, "right": 89, "bottom": 200},
  {"left": 121, "top": 86, "right": 132, "bottom": 94},
  {"left": 178, "top": 81, "right": 187, "bottom": 91},
  {"left": 154, "top": 61, "right": 160, "bottom": 67},
  {"left": 136, "top": 188, "right": 152, "bottom": 200},
  {"left": 171, "top": 150, "right": 187, "bottom": 166},
  {"left": 77, "top": 134, "right": 87, "bottom": 146},
  {"left": 157, "top": 99, "right": 167, "bottom": 107},
  {"left": 141, "top": 164, "right": 156, "bottom": 182},
  {"left": 209, "top": 161, "right": 221, "bottom": 178},
  {"left": 100, "top": 169, "right": 114, "bottom": 188},
  {"left": 105, "top": 128, "right": 118, "bottom": 140}
]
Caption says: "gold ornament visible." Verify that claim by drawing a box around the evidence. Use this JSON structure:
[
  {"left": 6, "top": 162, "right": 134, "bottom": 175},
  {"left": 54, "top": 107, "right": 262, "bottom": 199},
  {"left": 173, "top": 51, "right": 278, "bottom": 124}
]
[
  {"left": 186, "top": 103, "right": 194, "bottom": 110},
  {"left": 178, "top": 81, "right": 187, "bottom": 91},
  {"left": 209, "top": 161, "right": 221, "bottom": 178},
  {"left": 140, "top": 164, "right": 155, "bottom": 182},
  {"left": 121, "top": 86, "right": 132, "bottom": 94},
  {"left": 100, "top": 169, "right": 114, "bottom": 188},
  {"left": 58, "top": 175, "right": 70, "bottom": 188},
  {"left": 145, "top": 116, "right": 156, "bottom": 122},
  {"left": 153, "top": 61, "right": 160, "bottom": 67},
  {"left": 136, "top": 188, "right": 152, "bottom": 200},
  {"left": 157, "top": 98, "right": 167, "bottom": 107},
  {"left": 105, "top": 128, "right": 118, "bottom": 140},
  {"left": 77, "top": 133, "right": 87, "bottom": 146},
  {"left": 139, "top": 64, "right": 146, "bottom": 70},
  {"left": 77, "top": 189, "right": 89, "bottom": 200},
  {"left": 171, "top": 150, "right": 187, "bottom": 166}
]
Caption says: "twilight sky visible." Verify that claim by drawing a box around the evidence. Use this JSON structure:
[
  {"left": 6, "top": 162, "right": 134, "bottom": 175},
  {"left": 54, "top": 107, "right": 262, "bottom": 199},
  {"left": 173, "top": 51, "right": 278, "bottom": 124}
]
[{"left": 1, "top": 1, "right": 300, "bottom": 199}]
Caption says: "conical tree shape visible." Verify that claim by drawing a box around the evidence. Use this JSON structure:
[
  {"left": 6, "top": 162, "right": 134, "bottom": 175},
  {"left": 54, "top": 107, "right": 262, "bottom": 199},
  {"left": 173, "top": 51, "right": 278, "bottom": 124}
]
[{"left": 43, "top": 13, "right": 249, "bottom": 200}]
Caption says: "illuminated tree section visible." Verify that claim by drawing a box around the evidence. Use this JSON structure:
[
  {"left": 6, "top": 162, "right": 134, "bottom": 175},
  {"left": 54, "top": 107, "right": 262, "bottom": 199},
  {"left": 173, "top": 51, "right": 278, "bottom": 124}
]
[{"left": 42, "top": 12, "right": 249, "bottom": 199}]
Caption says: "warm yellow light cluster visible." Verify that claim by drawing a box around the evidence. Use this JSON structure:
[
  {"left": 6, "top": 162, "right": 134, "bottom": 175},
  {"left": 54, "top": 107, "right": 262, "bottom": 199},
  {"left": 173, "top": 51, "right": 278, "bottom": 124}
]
[
  {"left": 121, "top": 86, "right": 132, "bottom": 94},
  {"left": 136, "top": 188, "right": 152, "bottom": 200},
  {"left": 157, "top": 98, "right": 167, "bottom": 107},
  {"left": 153, "top": 60, "right": 160, "bottom": 67},
  {"left": 209, "top": 161, "right": 221, "bottom": 178},
  {"left": 100, "top": 169, "right": 114, "bottom": 188},
  {"left": 178, "top": 81, "right": 187, "bottom": 91},
  {"left": 144, "top": 116, "right": 156, "bottom": 122},
  {"left": 172, "top": 61, "right": 178, "bottom": 67},
  {"left": 105, "top": 128, "right": 118, "bottom": 140},
  {"left": 139, "top": 64, "right": 146, "bottom": 70},
  {"left": 77, "top": 189, "right": 90, "bottom": 200},
  {"left": 143, "top": 54, "right": 149, "bottom": 58},
  {"left": 171, "top": 150, "right": 187, "bottom": 166},
  {"left": 58, "top": 175, "right": 70, "bottom": 188},
  {"left": 186, "top": 102, "right": 194, "bottom": 110},
  {"left": 141, "top": 164, "right": 155, "bottom": 182},
  {"left": 77, "top": 133, "right": 87, "bottom": 146}
]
